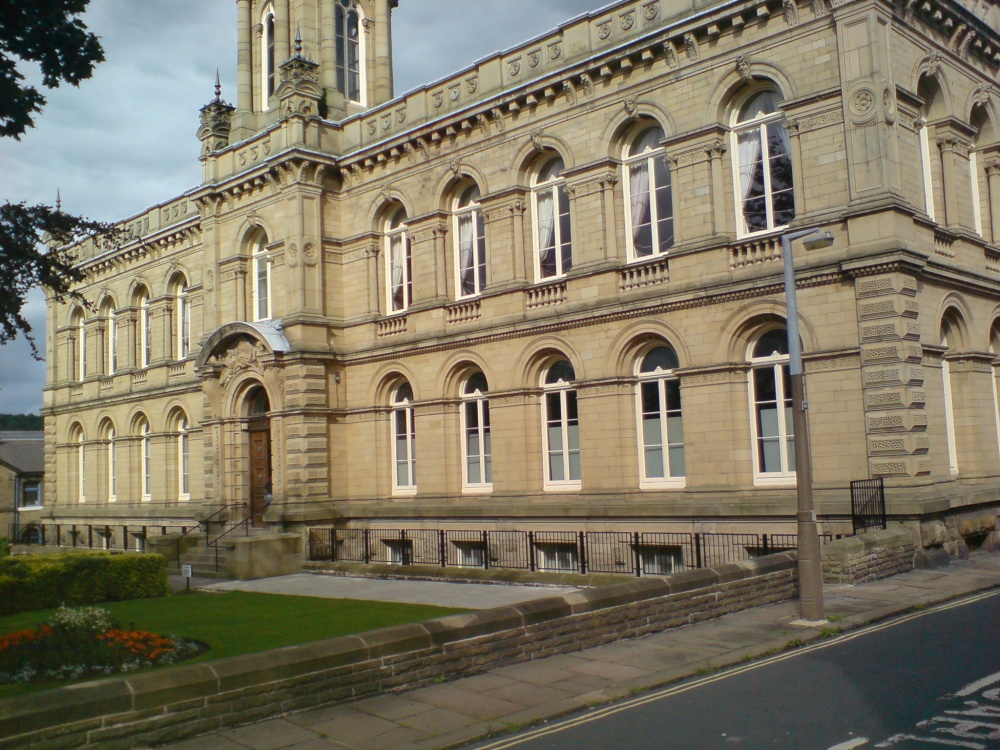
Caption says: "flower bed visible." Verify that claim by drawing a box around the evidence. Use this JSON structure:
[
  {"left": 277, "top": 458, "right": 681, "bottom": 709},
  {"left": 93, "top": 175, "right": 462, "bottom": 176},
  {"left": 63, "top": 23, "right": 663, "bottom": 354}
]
[{"left": 0, "top": 605, "right": 205, "bottom": 684}]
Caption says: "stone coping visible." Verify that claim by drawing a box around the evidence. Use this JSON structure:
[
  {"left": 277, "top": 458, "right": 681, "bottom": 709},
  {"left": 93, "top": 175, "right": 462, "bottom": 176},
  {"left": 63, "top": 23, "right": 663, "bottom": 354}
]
[{"left": 0, "top": 552, "right": 797, "bottom": 741}]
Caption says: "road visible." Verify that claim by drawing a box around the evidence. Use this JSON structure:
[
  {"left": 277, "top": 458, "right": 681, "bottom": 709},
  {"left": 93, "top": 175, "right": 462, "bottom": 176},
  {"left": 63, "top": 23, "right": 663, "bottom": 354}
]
[{"left": 465, "top": 591, "right": 1000, "bottom": 749}]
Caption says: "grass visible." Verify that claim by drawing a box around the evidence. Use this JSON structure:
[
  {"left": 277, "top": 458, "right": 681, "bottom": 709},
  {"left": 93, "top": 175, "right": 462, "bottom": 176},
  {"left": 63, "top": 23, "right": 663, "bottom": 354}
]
[{"left": 0, "top": 591, "right": 465, "bottom": 696}]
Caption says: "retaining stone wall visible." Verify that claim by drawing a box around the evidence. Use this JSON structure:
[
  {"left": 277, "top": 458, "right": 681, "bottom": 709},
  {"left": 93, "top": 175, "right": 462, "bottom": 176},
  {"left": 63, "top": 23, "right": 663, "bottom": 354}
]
[
  {"left": 0, "top": 554, "right": 797, "bottom": 749},
  {"left": 821, "top": 527, "right": 915, "bottom": 584}
]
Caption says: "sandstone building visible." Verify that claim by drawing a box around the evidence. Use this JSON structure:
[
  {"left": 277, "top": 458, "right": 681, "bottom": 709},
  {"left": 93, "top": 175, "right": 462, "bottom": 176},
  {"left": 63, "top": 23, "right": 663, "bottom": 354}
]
[{"left": 42, "top": 0, "right": 1000, "bottom": 560}]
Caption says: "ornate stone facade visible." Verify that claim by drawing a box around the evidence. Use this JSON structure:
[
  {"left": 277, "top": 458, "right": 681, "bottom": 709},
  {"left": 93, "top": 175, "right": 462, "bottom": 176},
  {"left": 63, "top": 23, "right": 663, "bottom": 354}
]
[{"left": 42, "top": 0, "right": 1000, "bottom": 543}]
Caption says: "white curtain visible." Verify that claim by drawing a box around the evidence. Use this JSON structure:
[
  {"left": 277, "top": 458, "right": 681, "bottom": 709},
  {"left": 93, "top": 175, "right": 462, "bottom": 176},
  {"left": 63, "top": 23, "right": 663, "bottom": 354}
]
[
  {"left": 537, "top": 189, "right": 555, "bottom": 271},
  {"left": 458, "top": 213, "right": 474, "bottom": 292},
  {"left": 629, "top": 162, "right": 651, "bottom": 243},
  {"left": 390, "top": 234, "right": 404, "bottom": 307},
  {"left": 738, "top": 130, "right": 762, "bottom": 232}
]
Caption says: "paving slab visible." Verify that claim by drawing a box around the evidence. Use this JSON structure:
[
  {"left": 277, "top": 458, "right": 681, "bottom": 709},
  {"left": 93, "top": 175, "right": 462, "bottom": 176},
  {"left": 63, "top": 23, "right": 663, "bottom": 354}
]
[
  {"left": 154, "top": 555, "right": 1000, "bottom": 750},
  {"left": 200, "top": 573, "right": 578, "bottom": 609}
]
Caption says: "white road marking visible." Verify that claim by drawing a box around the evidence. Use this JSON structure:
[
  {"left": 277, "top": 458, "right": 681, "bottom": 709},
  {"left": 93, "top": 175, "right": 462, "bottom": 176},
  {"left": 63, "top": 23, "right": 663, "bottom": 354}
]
[
  {"left": 955, "top": 671, "right": 1000, "bottom": 698},
  {"left": 828, "top": 739, "right": 869, "bottom": 749}
]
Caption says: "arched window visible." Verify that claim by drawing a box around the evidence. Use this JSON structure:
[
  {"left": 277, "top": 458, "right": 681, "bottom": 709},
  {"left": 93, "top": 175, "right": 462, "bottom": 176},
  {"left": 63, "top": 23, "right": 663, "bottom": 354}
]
[
  {"left": 941, "top": 316, "right": 960, "bottom": 475},
  {"left": 542, "top": 360, "right": 581, "bottom": 487},
  {"left": 749, "top": 328, "right": 795, "bottom": 480},
  {"left": 136, "top": 288, "right": 152, "bottom": 368},
  {"left": 636, "top": 346, "right": 685, "bottom": 485},
  {"left": 71, "top": 308, "right": 86, "bottom": 381},
  {"left": 178, "top": 416, "right": 191, "bottom": 501},
  {"left": 916, "top": 76, "right": 944, "bottom": 223},
  {"left": 732, "top": 88, "right": 794, "bottom": 236},
  {"left": 100, "top": 299, "right": 117, "bottom": 375},
  {"left": 261, "top": 4, "right": 276, "bottom": 110},
  {"left": 103, "top": 423, "right": 117, "bottom": 503},
  {"left": 392, "top": 382, "right": 416, "bottom": 493},
  {"left": 462, "top": 372, "right": 492, "bottom": 490},
  {"left": 624, "top": 127, "right": 673, "bottom": 259},
  {"left": 454, "top": 185, "right": 487, "bottom": 298},
  {"left": 252, "top": 236, "right": 272, "bottom": 321},
  {"left": 168, "top": 274, "right": 191, "bottom": 358},
  {"left": 72, "top": 426, "right": 86, "bottom": 503},
  {"left": 385, "top": 207, "right": 412, "bottom": 313},
  {"left": 970, "top": 105, "right": 994, "bottom": 238},
  {"left": 136, "top": 417, "right": 152, "bottom": 502},
  {"left": 532, "top": 156, "right": 572, "bottom": 280},
  {"left": 335, "top": 0, "right": 363, "bottom": 104}
]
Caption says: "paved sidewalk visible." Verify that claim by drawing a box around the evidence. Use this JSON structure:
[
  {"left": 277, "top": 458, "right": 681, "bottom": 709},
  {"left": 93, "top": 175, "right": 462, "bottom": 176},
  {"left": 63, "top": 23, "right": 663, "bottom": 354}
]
[{"left": 157, "top": 556, "right": 1000, "bottom": 750}]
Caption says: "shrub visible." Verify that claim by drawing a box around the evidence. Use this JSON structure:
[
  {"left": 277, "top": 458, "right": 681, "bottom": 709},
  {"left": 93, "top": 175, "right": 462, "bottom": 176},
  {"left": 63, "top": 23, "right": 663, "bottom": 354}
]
[
  {"left": 0, "top": 605, "right": 203, "bottom": 684},
  {"left": 0, "top": 553, "right": 168, "bottom": 616}
]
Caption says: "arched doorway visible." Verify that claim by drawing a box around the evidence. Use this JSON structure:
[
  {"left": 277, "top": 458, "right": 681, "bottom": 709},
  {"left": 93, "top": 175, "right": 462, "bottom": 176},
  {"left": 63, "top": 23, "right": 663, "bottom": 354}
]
[{"left": 245, "top": 385, "right": 272, "bottom": 526}]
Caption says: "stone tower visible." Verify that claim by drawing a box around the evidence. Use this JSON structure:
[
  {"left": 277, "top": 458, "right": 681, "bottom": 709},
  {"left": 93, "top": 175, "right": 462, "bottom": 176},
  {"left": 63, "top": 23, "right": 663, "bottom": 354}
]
[{"left": 230, "top": 0, "right": 397, "bottom": 141}]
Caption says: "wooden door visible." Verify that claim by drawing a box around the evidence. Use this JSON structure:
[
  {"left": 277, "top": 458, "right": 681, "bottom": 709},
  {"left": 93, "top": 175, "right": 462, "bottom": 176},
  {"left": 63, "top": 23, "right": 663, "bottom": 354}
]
[{"left": 248, "top": 422, "right": 271, "bottom": 526}]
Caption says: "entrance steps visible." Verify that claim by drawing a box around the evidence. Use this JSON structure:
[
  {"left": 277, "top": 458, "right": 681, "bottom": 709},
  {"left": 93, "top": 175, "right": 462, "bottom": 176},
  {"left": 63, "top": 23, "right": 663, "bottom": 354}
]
[{"left": 179, "top": 525, "right": 276, "bottom": 580}]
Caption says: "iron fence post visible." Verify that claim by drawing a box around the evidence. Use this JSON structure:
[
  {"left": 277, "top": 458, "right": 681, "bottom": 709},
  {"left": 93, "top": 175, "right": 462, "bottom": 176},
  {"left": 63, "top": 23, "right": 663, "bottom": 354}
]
[
  {"left": 694, "top": 533, "right": 703, "bottom": 569},
  {"left": 528, "top": 531, "right": 536, "bottom": 572},
  {"left": 364, "top": 528, "right": 370, "bottom": 564},
  {"left": 634, "top": 532, "right": 642, "bottom": 577},
  {"left": 763, "top": 534, "right": 770, "bottom": 556},
  {"left": 439, "top": 530, "right": 446, "bottom": 568},
  {"left": 482, "top": 531, "right": 490, "bottom": 570},
  {"left": 579, "top": 532, "right": 587, "bottom": 575}
]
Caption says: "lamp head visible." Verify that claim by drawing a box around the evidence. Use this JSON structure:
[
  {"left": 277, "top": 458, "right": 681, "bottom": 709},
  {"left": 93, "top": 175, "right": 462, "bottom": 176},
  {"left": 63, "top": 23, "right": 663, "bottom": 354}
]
[{"left": 802, "top": 230, "right": 834, "bottom": 250}]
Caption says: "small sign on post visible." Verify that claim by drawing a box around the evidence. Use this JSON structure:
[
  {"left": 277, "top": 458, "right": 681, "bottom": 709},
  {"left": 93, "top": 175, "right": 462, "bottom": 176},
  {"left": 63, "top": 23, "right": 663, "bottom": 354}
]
[{"left": 182, "top": 563, "right": 193, "bottom": 592}]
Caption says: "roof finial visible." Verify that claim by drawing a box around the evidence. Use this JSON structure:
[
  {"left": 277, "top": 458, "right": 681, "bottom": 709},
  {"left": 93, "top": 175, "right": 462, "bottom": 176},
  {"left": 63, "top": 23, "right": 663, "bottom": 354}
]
[
  {"left": 214, "top": 69, "right": 222, "bottom": 102},
  {"left": 294, "top": 25, "right": 303, "bottom": 56},
  {"left": 56, "top": 189, "right": 62, "bottom": 213}
]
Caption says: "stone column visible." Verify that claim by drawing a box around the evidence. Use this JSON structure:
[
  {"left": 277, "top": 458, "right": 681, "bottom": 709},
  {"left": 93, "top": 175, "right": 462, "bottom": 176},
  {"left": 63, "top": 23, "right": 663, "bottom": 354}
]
[
  {"left": 432, "top": 223, "right": 449, "bottom": 301},
  {"left": 854, "top": 270, "right": 930, "bottom": 478},
  {"left": 510, "top": 200, "right": 528, "bottom": 283},
  {"left": 120, "top": 311, "right": 137, "bottom": 371},
  {"left": 366, "top": 244, "right": 381, "bottom": 315},
  {"left": 598, "top": 173, "right": 619, "bottom": 261},
  {"left": 707, "top": 141, "right": 728, "bottom": 237},
  {"left": 937, "top": 135, "right": 969, "bottom": 230},
  {"left": 786, "top": 120, "right": 805, "bottom": 215},
  {"left": 373, "top": 0, "right": 394, "bottom": 105},
  {"left": 236, "top": 0, "right": 252, "bottom": 114},
  {"left": 320, "top": 0, "right": 336, "bottom": 98},
  {"left": 233, "top": 267, "right": 247, "bottom": 322}
]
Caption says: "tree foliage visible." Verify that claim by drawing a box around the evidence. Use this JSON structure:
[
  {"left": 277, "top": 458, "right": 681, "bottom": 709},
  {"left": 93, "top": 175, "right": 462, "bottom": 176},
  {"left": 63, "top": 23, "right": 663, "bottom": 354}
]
[
  {"left": 0, "top": 0, "right": 110, "bottom": 352},
  {"left": 0, "top": 0, "right": 105, "bottom": 139},
  {"left": 0, "top": 413, "right": 43, "bottom": 430}
]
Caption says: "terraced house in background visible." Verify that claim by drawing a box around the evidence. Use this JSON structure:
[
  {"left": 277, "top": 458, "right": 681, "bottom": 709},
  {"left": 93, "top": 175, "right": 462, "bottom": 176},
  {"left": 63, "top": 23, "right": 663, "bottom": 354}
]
[{"left": 38, "top": 0, "right": 1000, "bottom": 572}]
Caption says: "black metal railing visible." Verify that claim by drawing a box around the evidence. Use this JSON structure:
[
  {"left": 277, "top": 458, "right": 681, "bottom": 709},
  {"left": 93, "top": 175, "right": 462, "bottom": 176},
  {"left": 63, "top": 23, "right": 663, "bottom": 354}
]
[
  {"left": 308, "top": 528, "right": 834, "bottom": 578},
  {"left": 851, "top": 478, "right": 887, "bottom": 535},
  {"left": 5, "top": 523, "right": 192, "bottom": 552}
]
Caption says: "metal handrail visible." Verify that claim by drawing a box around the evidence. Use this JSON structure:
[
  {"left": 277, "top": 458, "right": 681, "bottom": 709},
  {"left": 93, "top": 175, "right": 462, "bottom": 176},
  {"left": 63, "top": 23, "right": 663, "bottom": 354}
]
[
  {"left": 206, "top": 504, "right": 268, "bottom": 571},
  {"left": 173, "top": 503, "right": 245, "bottom": 570}
]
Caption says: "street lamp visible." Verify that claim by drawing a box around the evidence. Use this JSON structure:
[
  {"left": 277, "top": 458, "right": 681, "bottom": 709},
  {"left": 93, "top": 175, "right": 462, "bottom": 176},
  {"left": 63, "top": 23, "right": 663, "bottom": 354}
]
[{"left": 781, "top": 227, "right": 833, "bottom": 623}]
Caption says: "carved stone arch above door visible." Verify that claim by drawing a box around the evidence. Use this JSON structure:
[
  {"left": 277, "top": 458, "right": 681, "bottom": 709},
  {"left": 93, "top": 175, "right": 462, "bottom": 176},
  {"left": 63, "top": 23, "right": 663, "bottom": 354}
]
[{"left": 196, "top": 321, "right": 291, "bottom": 417}]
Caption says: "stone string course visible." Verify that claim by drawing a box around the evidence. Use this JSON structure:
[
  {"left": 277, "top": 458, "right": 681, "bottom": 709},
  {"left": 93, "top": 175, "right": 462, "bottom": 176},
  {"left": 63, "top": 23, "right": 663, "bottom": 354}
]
[{"left": 0, "top": 554, "right": 798, "bottom": 750}]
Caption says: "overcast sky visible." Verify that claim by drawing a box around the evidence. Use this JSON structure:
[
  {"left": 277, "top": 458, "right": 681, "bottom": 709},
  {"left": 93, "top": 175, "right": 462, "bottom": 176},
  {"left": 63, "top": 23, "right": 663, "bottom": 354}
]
[{"left": 0, "top": 0, "right": 604, "bottom": 415}]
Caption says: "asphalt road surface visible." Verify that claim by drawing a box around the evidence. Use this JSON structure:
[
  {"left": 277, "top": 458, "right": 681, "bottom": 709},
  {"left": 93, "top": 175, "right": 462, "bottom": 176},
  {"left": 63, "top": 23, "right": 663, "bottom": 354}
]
[{"left": 466, "top": 590, "right": 1000, "bottom": 750}]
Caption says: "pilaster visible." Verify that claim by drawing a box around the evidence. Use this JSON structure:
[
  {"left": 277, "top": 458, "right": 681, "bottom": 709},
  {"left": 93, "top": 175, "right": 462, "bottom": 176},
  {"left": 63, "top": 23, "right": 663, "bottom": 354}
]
[{"left": 854, "top": 271, "right": 929, "bottom": 478}]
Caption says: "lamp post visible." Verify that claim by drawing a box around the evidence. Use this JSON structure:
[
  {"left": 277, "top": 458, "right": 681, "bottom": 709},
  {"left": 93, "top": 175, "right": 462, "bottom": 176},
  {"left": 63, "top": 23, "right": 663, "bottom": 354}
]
[{"left": 781, "top": 227, "right": 833, "bottom": 623}]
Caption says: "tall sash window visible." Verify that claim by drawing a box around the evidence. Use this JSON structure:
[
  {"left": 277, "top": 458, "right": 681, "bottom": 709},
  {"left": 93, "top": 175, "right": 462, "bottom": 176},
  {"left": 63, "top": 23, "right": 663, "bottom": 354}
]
[
  {"left": 543, "top": 360, "right": 581, "bottom": 488},
  {"left": 462, "top": 372, "right": 492, "bottom": 490},
  {"left": 532, "top": 157, "right": 572, "bottom": 280},
  {"left": 733, "top": 89, "right": 794, "bottom": 236},
  {"left": 455, "top": 185, "right": 487, "bottom": 298},
  {"left": 335, "top": 0, "right": 362, "bottom": 103},
  {"left": 624, "top": 127, "right": 674, "bottom": 259}
]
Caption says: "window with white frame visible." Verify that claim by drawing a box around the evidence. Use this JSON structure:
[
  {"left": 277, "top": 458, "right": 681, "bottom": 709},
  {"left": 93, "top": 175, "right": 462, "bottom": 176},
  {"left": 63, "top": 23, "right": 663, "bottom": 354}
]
[
  {"left": 107, "top": 426, "right": 117, "bottom": 502},
  {"left": 178, "top": 417, "right": 191, "bottom": 500},
  {"left": 252, "top": 238, "right": 272, "bottom": 321},
  {"left": 392, "top": 382, "right": 416, "bottom": 493},
  {"left": 624, "top": 126, "right": 674, "bottom": 260},
  {"left": 76, "top": 429, "right": 86, "bottom": 503},
  {"left": 72, "top": 309, "right": 86, "bottom": 381},
  {"left": 639, "top": 545, "right": 684, "bottom": 576},
  {"left": 101, "top": 301, "right": 117, "bottom": 375},
  {"left": 542, "top": 360, "right": 581, "bottom": 488},
  {"left": 462, "top": 372, "right": 492, "bottom": 491},
  {"left": 535, "top": 542, "right": 578, "bottom": 572},
  {"left": 970, "top": 106, "right": 991, "bottom": 237},
  {"left": 454, "top": 185, "right": 487, "bottom": 298},
  {"left": 385, "top": 208, "right": 412, "bottom": 313},
  {"left": 532, "top": 157, "right": 572, "bottom": 280},
  {"left": 749, "top": 329, "right": 795, "bottom": 481},
  {"left": 261, "top": 4, "right": 276, "bottom": 110},
  {"left": 176, "top": 283, "right": 191, "bottom": 359},
  {"left": 732, "top": 89, "right": 795, "bottom": 236},
  {"left": 335, "top": 0, "right": 363, "bottom": 104},
  {"left": 19, "top": 480, "right": 41, "bottom": 508},
  {"left": 636, "top": 346, "right": 685, "bottom": 485},
  {"left": 138, "top": 290, "right": 151, "bottom": 368},
  {"left": 941, "top": 322, "right": 959, "bottom": 476},
  {"left": 139, "top": 419, "right": 152, "bottom": 502},
  {"left": 992, "top": 326, "right": 1000, "bottom": 464}
]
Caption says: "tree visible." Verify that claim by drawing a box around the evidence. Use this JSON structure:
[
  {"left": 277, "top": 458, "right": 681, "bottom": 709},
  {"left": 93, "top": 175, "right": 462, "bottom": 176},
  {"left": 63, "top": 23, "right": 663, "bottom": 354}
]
[{"left": 0, "top": 0, "right": 115, "bottom": 352}]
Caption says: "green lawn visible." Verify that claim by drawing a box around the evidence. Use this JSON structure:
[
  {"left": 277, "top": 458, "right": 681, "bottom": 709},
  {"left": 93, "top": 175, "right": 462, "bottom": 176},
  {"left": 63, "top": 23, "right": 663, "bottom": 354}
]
[{"left": 0, "top": 591, "right": 466, "bottom": 696}]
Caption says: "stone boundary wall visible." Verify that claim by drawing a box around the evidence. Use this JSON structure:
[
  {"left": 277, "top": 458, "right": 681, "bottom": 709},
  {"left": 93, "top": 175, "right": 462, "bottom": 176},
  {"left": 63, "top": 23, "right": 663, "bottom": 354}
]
[
  {"left": 821, "top": 527, "right": 915, "bottom": 584},
  {"left": 0, "top": 554, "right": 798, "bottom": 749}
]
